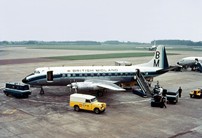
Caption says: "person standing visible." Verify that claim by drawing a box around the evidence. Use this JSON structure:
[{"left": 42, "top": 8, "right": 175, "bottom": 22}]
[
  {"left": 178, "top": 87, "right": 182, "bottom": 98},
  {"left": 161, "top": 96, "right": 167, "bottom": 108}
]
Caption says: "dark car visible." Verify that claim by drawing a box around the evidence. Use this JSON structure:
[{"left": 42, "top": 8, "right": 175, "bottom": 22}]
[
  {"left": 166, "top": 90, "right": 179, "bottom": 104},
  {"left": 3, "top": 82, "right": 31, "bottom": 98}
]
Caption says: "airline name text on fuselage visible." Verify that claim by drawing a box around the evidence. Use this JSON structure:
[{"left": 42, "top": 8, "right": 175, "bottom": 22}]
[{"left": 67, "top": 68, "right": 119, "bottom": 73}]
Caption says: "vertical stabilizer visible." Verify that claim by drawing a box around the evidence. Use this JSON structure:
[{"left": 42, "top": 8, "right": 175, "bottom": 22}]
[{"left": 139, "top": 45, "right": 169, "bottom": 69}]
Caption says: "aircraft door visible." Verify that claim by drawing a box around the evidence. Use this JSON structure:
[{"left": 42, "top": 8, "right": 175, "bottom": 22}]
[{"left": 47, "top": 71, "right": 53, "bottom": 82}]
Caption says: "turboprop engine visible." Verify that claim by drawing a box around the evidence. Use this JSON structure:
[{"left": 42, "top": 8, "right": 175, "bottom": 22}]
[{"left": 67, "top": 81, "right": 100, "bottom": 92}]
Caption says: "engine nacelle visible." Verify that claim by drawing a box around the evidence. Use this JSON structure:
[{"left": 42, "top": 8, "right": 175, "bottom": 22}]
[{"left": 71, "top": 82, "right": 99, "bottom": 91}]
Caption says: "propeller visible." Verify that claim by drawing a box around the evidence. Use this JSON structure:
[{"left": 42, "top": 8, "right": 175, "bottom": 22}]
[{"left": 67, "top": 80, "right": 78, "bottom": 93}]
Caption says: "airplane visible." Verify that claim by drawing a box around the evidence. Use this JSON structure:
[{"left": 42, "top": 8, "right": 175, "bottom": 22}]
[
  {"left": 22, "top": 45, "right": 169, "bottom": 95},
  {"left": 149, "top": 45, "right": 157, "bottom": 51},
  {"left": 177, "top": 57, "right": 202, "bottom": 72},
  {"left": 149, "top": 41, "right": 157, "bottom": 51}
]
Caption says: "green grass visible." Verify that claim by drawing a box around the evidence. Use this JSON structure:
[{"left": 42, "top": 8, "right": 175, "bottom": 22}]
[
  {"left": 27, "top": 44, "right": 202, "bottom": 52},
  {"left": 168, "top": 47, "right": 202, "bottom": 51},
  {"left": 45, "top": 52, "right": 178, "bottom": 61},
  {"left": 28, "top": 44, "right": 150, "bottom": 51}
]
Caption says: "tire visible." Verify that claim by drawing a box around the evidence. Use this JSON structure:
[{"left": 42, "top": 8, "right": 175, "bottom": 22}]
[
  {"left": 5, "top": 92, "right": 9, "bottom": 96},
  {"left": 151, "top": 102, "right": 154, "bottom": 107},
  {"left": 94, "top": 108, "right": 100, "bottom": 114},
  {"left": 74, "top": 105, "right": 80, "bottom": 112},
  {"left": 175, "top": 98, "right": 178, "bottom": 103},
  {"left": 24, "top": 94, "right": 29, "bottom": 98}
]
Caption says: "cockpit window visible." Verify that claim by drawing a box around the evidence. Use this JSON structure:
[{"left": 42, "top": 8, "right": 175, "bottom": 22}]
[{"left": 34, "top": 70, "right": 40, "bottom": 74}]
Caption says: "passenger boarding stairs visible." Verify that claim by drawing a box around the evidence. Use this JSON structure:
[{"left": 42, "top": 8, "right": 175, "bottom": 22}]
[{"left": 136, "top": 70, "right": 152, "bottom": 96}]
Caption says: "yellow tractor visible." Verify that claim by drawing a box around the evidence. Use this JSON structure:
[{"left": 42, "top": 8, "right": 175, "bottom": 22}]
[{"left": 190, "top": 88, "right": 202, "bottom": 98}]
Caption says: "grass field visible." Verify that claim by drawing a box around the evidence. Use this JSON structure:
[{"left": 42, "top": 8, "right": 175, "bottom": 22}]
[
  {"left": 28, "top": 44, "right": 202, "bottom": 52},
  {"left": 45, "top": 52, "right": 178, "bottom": 60},
  {"left": 28, "top": 44, "right": 150, "bottom": 51}
]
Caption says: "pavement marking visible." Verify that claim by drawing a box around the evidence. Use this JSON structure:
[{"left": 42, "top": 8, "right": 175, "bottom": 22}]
[
  {"left": 110, "top": 98, "right": 151, "bottom": 106},
  {"left": 120, "top": 99, "right": 150, "bottom": 104},
  {"left": 2, "top": 109, "right": 17, "bottom": 115},
  {"left": 22, "top": 99, "right": 68, "bottom": 106}
]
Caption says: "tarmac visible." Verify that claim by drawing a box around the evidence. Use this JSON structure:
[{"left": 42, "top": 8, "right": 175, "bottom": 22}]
[{"left": 0, "top": 46, "right": 202, "bottom": 138}]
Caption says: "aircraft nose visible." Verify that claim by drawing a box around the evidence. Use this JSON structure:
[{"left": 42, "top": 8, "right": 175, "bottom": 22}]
[{"left": 22, "top": 77, "right": 28, "bottom": 83}]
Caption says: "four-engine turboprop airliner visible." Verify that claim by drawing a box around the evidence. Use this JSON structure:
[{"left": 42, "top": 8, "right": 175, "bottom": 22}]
[
  {"left": 22, "top": 45, "right": 169, "bottom": 94},
  {"left": 177, "top": 57, "right": 202, "bottom": 72}
]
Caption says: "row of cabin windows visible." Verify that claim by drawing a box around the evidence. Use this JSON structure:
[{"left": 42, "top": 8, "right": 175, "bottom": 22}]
[{"left": 62, "top": 72, "right": 137, "bottom": 77}]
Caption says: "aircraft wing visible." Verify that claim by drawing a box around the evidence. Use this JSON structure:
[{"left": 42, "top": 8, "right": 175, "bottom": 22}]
[
  {"left": 96, "top": 82, "right": 125, "bottom": 91},
  {"left": 85, "top": 79, "right": 125, "bottom": 91}
]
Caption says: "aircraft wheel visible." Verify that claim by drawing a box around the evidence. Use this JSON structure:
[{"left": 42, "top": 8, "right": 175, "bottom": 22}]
[
  {"left": 97, "top": 91, "right": 103, "bottom": 97},
  {"left": 40, "top": 89, "right": 44, "bottom": 95}
]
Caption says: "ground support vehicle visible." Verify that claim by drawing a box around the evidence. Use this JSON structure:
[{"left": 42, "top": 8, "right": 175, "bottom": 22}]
[
  {"left": 151, "top": 94, "right": 165, "bottom": 108},
  {"left": 69, "top": 93, "right": 106, "bottom": 114},
  {"left": 151, "top": 86, "right": 167, "bottom": 108},
  {"left": 3, "top": 82, "right": 31, "bottom": 98},
  {"left": 166, "top": 90, "right": 179, "bottom": 104},
  {"left": 190, "top": 88, "right": 202, "bottom": 98}
]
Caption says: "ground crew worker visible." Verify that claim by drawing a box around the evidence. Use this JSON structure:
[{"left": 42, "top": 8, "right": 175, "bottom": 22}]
[
  {"left": 157, "top": 81, "right": 159, "bottom": 87},
  {"left": 178, "top": 86, "right": 182, "bottom": 98},
  {"left": 161, "top": 96, "right": 167, "bottom": 108}
]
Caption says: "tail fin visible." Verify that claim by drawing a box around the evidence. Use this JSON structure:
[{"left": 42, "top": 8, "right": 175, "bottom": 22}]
[{"left": 139, "top": 45, "right": 169, "bottom": 69}]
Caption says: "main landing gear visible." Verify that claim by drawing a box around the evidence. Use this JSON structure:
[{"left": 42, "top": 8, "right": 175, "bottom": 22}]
[
  {"left": 96, "top": 89, "right": 107, "bottom": 97},
  {"left": 40, "top": 87, "right": 45, "bottom": 95}
]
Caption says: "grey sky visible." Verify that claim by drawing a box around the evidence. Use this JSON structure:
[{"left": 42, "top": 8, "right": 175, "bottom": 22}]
[{"left": 1, "top": 0, "right": 202, "bottom": 42}]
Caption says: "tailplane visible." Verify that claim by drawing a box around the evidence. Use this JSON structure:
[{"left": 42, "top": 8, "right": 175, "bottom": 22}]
[{"left": 139, "top": 45, "right": 169, "bottom": 69}]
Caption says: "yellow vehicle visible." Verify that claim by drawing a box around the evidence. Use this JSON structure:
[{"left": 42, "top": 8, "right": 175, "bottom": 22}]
[
  {"left": 69, "top": 93, "right": 106, "bottom": 114},
  {"left": 190, "top": 88, "right": 202, "bottom": 98}
]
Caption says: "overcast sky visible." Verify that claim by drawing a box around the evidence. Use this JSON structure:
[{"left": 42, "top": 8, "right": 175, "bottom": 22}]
[{"left": 1, "top": 0, "right": 202, "bottom": 43}]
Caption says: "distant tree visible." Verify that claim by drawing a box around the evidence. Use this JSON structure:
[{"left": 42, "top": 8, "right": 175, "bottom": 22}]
[{"left": 151, "top": 40, "right": 202, "bottom": 46}]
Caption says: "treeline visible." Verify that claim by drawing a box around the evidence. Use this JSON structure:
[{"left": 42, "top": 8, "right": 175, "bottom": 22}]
[
  {"left": 151, "top": 40, "right": 202, "bottom": 46},
  {"left": 0, "top": 41, "right": 101, "bottom": 45},
  {"left": 103, "top": 41, "right": 147, "bottom": 45},
  {"left": 0, "top": 40, "right": 148, "bottom": 46},
  {"left": 1, "top": 40, "right": 202, "bottom": 46}
]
